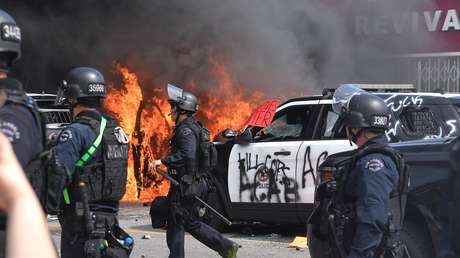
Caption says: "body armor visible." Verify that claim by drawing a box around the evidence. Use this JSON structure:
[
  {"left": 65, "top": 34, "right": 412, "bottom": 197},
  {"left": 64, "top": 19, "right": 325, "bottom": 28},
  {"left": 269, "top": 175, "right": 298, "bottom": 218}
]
[
  {"left": 187, "top": 121, "right": 217, "bottom": 175},
  {"left": 172, "top": 119, "right": 216, "bottom": 200},
  {"left": 67, "top": 114, "right": 129, "bottom": 206},
  {"left": 309, "top": 144, "right": 409, "bottom": 258}
]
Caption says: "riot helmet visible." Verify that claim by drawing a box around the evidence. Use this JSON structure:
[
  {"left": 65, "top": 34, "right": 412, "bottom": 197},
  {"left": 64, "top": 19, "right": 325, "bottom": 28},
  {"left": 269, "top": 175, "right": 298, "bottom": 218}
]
[
  {"left": 333, "top": 84, "right": 390, "bottom": 131},
  {"left": 56, "top": 67, "right": 106, "bottom": 106},
  {"left": 167, "top": 83, "right": 198, "bottom": 113},
  {"left": 0, "top": 9, "right": 21, "bottom": 70}
]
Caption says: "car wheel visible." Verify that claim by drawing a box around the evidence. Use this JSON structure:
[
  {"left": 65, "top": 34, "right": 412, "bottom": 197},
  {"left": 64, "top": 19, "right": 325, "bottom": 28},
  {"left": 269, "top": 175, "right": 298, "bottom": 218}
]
[
  {"left": 202, "top": 192, "right": 228, "bottom": 232},
  {"left": 402, "top": 221, "right": 435, "bottom": 258}
]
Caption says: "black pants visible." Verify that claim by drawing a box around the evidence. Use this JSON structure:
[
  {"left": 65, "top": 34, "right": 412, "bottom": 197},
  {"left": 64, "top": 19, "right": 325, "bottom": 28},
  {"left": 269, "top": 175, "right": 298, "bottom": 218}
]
[
  {"left": 59, "top": 211, "right": 128, "bottom": 258},
  {"left": 167, "top": 199, "right": 233, "bottom": 258},
  {"left": 0, "top": 230, "right": 5, "bottom": 258},
  {"left": 60, "top": 223, "right": 88, "bottom": 258}
]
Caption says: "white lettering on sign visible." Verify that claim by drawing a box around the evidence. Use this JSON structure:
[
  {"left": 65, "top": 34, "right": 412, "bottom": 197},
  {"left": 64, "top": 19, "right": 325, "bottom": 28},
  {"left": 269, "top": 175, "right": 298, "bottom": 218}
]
[
  {"left": 1, "top": 24, "right": 21, "bottom": 42},
  {"left": 373, "top": 16, "right": 388, "bottom": 35},
  {"left": 355, "top": 16, "right": 370, "bottom": 35},
  {"left": 392, "top": 12, "right": 409, "bottom": 34},
  {"left": 88, "top": 83, "right": 105, "bottom": 93},
  {"left": 412, "top": 12, "right": 419, "bottom": 33},
  {"left": 355, "top": 9, "right": 460, "bottom": 35},
  {"left": 442, "top": 9, "right": 460, "bottom": 31},
  {"left": 424, "top": 10, "right": 442, "bottom": 32}
]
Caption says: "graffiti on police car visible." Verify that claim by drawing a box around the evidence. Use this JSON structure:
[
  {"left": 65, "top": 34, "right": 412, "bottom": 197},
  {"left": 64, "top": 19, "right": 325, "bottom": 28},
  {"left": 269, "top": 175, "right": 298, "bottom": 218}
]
[
  {"left": 385, "top": 94, "right": 423, "bottom": 112},
  {"left": 301, "top": 146, "right": 328, "bottom": 187},
  {"left": 385, "top": 120, "right": 400, "bottom": 140},
  {"left": 236, "top": 146, "right": 330, "bottom": 203},
  {"left": 237, "top": 152, "right": 298, "bottom": 203},
  {"left": 384, "top": 95, "right": 424, "bottom": 139}
]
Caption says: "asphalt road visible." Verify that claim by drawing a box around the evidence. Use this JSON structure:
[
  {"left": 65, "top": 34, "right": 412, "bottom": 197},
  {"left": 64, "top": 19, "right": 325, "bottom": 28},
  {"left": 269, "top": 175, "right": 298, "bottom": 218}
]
[{"left": 49, "top": 204, "right": 310, "bottom": 258}]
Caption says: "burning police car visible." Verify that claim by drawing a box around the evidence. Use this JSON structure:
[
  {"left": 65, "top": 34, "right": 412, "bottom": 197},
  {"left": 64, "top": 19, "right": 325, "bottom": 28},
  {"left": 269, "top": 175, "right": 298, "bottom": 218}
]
[{"left": 209, "top": 85, "right": 460, "bottom": 257}]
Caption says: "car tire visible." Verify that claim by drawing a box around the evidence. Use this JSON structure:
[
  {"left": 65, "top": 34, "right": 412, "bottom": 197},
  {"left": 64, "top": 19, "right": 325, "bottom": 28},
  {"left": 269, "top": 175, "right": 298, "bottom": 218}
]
[
  {"left": 202, "top": 192, "right": 228, "bottom": 232},
  {"left": 402, "top": 221, "right": 435, "bottom": 258}
]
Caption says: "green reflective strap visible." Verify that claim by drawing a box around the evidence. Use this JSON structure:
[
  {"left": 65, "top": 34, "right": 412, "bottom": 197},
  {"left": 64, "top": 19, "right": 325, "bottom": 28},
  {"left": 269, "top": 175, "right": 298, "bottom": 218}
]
[
  {"left": 75, "top": 116, "right": 107, "bottom": 167},
  {"left": 63, "top": 189, "right": 70, "bottom": 205},
  {"left": 63, "top": 116, "right": 107, "bottom": 204}
]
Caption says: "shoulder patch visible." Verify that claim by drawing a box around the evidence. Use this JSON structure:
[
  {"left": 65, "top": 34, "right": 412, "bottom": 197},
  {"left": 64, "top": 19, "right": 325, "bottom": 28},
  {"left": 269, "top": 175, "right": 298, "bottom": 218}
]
[
  {"left": 0, "top": 120, "right": 20, "bottom": 142},
  {"left": 59, "top": 129, "right": 73, "bottom": 143},
  {"left": 181, "top": 127, "right": 192, "bottom": 136},
  {"left": 365, "top": 158, "right": 385, "bottom": 172}
]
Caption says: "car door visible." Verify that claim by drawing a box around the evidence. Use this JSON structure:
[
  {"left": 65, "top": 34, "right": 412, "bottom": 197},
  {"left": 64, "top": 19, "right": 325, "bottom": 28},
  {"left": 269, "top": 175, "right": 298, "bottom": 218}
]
[
  {"left": 227, "top": 101, "right": 319, "bottom": 223},
  {"left": 294, "top": 100, "right": 356, "bottom": 219},
  {"left": 297, "top": 100, "right": 357, "bottom": 203}
]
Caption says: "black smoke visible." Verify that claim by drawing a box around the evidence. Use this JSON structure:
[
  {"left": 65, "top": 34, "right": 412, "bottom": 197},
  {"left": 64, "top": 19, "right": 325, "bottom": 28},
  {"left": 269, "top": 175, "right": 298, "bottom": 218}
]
[{"left": 2, "top": 0, "right": 440, "bottom": 95}]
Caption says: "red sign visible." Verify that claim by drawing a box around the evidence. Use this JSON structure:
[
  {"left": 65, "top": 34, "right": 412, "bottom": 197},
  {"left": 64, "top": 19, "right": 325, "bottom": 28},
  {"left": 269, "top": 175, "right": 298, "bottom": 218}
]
[{"left": 241, "top": 99, "right": 279, "bottom": 129}]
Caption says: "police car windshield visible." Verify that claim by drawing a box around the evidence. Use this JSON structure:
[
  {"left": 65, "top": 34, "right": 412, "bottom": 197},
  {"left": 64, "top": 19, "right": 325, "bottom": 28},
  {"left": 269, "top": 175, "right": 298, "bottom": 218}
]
[{"left": 254, "top": 107, "right": 307, "bottom": 141}]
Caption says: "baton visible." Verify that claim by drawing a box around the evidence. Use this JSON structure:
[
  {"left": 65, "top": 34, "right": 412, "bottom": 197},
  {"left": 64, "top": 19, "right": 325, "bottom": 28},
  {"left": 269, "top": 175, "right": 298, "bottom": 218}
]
[{"left": 154, "top": 166, "right": 233, "bottom": 226}]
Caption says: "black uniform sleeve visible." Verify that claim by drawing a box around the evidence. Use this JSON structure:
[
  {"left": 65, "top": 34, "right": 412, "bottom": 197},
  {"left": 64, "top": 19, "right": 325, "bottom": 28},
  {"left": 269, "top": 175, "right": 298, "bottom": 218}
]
[
  {"left": 161, "top": 126, "right": 197, "bottom": 171},
  {"left": 0, "top": 107, "right": 42, "bottom": 167}
]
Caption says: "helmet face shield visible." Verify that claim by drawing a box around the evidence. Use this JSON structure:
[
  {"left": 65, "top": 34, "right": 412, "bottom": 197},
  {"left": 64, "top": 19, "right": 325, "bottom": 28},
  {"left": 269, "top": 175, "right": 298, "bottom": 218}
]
[
  {"left": 166, "top": 83, "right": 198, "bottom": 113},
  {"left": 332, "top": 84, "right": 368, "bottom": 114},
  {"left": 333, "top": 85, "right": 391, "bottom": 130},
  {"left": 167, "top": 83, "right": 184, "bottom": 103}
]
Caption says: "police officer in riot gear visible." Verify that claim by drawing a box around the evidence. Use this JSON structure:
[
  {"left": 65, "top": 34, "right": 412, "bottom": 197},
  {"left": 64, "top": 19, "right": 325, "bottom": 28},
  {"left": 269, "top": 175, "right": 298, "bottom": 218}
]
[
  {"left": 308, "top": 84, "right": 409, "bottom": 258},
  {"left": 153, "top": 84, "right": 238, "bottom": 258},
  {"left": 0, "top": 9, "right": 44, "bottom": 258},
  {"left": 0, "top": 9, "right": 43, "bottom": 167},
  {"left": 55, "top": 67, "right": 132, "bottom": 258}
]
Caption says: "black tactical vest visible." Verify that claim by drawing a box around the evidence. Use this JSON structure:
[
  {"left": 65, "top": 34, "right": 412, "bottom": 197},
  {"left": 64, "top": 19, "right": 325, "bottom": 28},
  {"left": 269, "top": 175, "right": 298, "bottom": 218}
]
[
  {"left": 187, "top": 121, "right": 217, "bottom": 175},
  {"left": 68, "top": 114, "right": 129, "bottom": 204},
  {"left": 170, "top": 117, "right": 217, "bottom": 178},
  {"left": 310, "top": 143, "right": 409, "bottom": 257}
]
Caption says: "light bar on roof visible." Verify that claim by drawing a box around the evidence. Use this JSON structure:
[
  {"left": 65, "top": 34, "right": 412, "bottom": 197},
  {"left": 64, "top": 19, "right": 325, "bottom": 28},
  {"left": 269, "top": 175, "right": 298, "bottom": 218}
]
[{"left": 351, "top": 84, "right": 415, "bottom": 90}]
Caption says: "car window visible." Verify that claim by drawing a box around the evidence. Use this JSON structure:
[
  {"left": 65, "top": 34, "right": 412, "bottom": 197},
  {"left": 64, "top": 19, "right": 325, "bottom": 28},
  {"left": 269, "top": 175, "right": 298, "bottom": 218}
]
[
  {"left": 395, "top": 103, "right": 460, "bottom": 140},
  {"left": 254, "top": 106, "right": 311, "bottom": 141},
  {"left": 318, "top": 105, "right": 347, "bottom": 140},
  {"left": 399, "top": 107, "right": 440, "bottom": 137},
  {"left": 322, "top": 111, "right": 339, "bottom": 138}
]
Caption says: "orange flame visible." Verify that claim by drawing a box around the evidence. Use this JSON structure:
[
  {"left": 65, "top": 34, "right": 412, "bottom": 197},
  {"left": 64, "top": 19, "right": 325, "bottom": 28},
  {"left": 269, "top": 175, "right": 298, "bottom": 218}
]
[
  {"left": 104, "top": 59, "right": 267, "bottom": 202},
  {"left": 196, "top": 58, "right": 265, "bottom": 137}
]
